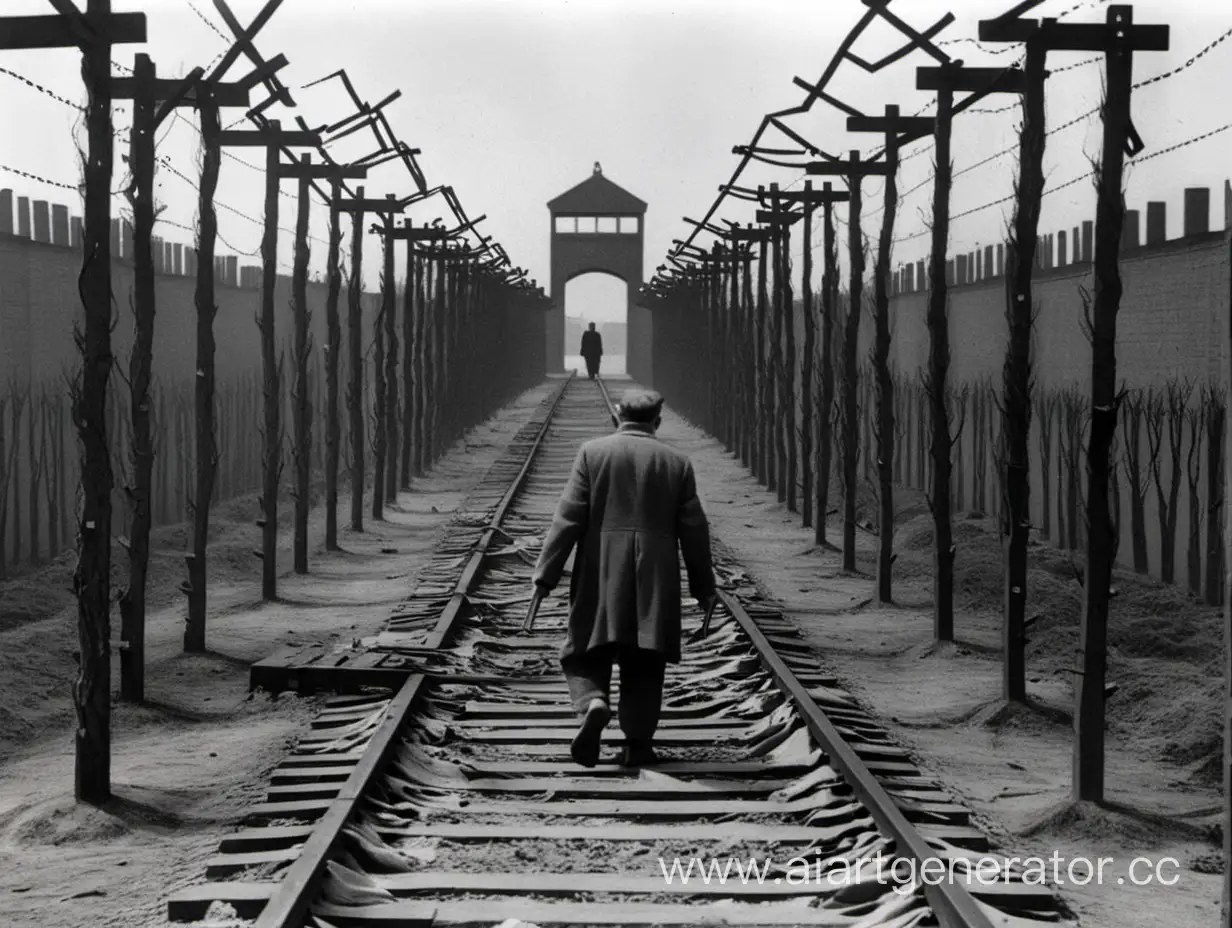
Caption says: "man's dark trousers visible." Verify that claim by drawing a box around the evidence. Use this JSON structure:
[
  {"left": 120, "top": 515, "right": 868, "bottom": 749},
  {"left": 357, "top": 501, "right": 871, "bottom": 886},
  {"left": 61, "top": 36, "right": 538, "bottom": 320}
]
[
  {"left": 584, "top": 357, "right": 599, "bottom": 379},
  {"left": 561, "top": 644, "right": 666, "bottom": 743}
]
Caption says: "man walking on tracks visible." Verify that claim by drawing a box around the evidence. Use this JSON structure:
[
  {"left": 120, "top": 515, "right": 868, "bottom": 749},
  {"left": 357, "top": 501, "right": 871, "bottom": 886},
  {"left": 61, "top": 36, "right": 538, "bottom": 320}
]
[
  {"left": 531, "top": 389, "right": 717, "bottom": 767},
  {"left": 580, "top": 322, "right": 603, "bottom": 380}
]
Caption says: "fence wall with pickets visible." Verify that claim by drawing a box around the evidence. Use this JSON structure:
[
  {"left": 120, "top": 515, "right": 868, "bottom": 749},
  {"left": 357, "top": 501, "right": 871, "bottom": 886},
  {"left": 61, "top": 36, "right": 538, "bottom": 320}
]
[
  {"left": 648, "top": 208, "right": 1230, "bottom": 601},
  {"left": 0, "top": 220, "right": 544, "bottom": 576}
]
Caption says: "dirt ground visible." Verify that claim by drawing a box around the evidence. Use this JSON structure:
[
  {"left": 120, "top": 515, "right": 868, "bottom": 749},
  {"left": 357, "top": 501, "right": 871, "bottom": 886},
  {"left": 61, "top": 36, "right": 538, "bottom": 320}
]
[
  {"left": 0, "top": 382, "right": 554, "bottom": 928},
  {"left": 0, "top": 380, "right": 1223, "bottom": 928},
  {"left": 658, "top": 410, "right": 1224, "bottom": 928}
]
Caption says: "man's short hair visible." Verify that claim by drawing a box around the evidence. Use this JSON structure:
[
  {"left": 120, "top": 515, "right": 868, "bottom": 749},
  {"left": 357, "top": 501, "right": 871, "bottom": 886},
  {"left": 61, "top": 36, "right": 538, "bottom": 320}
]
[{"left": 618, "top": 389, "right": 664, "bottom": 423}]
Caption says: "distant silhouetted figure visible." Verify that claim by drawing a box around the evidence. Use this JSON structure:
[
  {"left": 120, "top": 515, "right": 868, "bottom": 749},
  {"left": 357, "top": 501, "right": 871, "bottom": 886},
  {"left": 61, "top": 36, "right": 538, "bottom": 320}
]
[{"left": 580, "top": 322, "right": 603, "bottom": 380}]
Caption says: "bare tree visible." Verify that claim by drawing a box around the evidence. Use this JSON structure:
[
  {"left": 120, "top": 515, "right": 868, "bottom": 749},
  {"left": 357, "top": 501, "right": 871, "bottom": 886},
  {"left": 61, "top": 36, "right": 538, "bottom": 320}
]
[
  {"left": 1119, "top": 387, "right": 1153, "bottom": 573},
  {"left": 1147, "top": 378, "right": 1193, "bottom": 584},
  {"left": 1205, "top": 383, "right": 1226, "bottom": 606},
  {"left": 1185, "top": 398, "right": 1205, "bottom": 596}
]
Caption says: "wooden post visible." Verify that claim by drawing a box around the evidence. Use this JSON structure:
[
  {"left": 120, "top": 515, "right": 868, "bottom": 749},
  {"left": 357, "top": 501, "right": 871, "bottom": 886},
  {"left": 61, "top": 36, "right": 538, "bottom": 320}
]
[
  {"left": 383, "top": 201, "right": 399, "bottom": 505},
  {"left": 847, "top": 105, "right": 932, "bottom": 604},
  {"left": 872, "top": 123, "right": 899, "bottom": 605},
  {"left": 1002, "top": 45, "right": 1046, "bottom": 688},
  {"left": 780, "top": 192, "right": 797, "bottom": 514},
  {"left": 118, "top": 53, "right": 155, "bottom": 696},
  {"left": 817, "top": 192, "right": 839, "bottom": 548},
  {"left": 432, "top": 246, "right": 446, "bottom": 462},
  {"left": 928, "top": 80, "right": 959, "bottom": 644},
  {"left": 1225, "top": 157, "right": 1232, "bottom": 928},
  {"left": 75, "top": 4, "right": 114, "bottom": 788},
  {"left": 185, "top": 81, "right": 221, "bottom": 652},
  {"left": 372, "top": 293, "right": 386, "bottom": 519},
  {"left": 979, "top": 0, "right": 1169, "bottom": 801},
  {"left": 347, "top": 189, "right": 366, "bottom": 531},
  {"left": 842, "top": 153, "right": 864, "bottom": 573},
  {"left": 801, "top": 186, "right": 815, "bottom": 529},
  {"left": 324, "top": 179, "right": 343, "bottom": 550},
  {"left": 742, "top": 231, "right": 756, "bottom": 471},
  {"left": 413, "top": 248, "right": 427, "bottom": 476},
  {"left": 400, "top": 222, "right": 415, "bottom": 490},
  {"left": 769, "top": 200, "right": 783, "bottom": 499},
  {"left": 73, "top": 0, "right": 136, "bottom": 805},
  {"left": 1074, "top": 5, "right": 1155, "bottom": 802},
  {"left": 912, "top": 58, "right": 1028, "bottom": 648},
  {"left": 258, "top": 121, "right": 281, "bottom": 600},
  {"left": 291, "top": 154, "right": 311, "bottom": 573},
  {"left": 756, "top": 236, "right": 769, "bottom": 484},
  {"left": 423, "top": 254, "right": 437, "bottom": 469}
]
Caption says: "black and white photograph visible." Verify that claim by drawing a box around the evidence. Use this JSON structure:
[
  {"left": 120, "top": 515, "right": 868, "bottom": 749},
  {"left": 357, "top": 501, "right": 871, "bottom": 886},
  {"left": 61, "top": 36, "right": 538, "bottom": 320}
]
[{"left": 0, "top": 1, "right": 1229, "bottom": 926}]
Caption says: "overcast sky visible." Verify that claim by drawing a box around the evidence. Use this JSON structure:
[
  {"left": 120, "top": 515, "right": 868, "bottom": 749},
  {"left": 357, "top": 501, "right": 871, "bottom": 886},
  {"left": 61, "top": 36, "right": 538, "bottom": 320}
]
[{"left": 2, "top": 0, "right": 1228, "bottom": 323}]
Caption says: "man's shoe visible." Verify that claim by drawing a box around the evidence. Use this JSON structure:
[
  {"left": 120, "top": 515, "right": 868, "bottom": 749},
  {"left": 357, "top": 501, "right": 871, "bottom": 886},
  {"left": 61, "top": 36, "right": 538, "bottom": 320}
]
[
  {"left": 620, "top": 740, "right": 657, "bottom": 767},
  {"left": 570, "top": 698, "right": 610, "bottom": 768}
]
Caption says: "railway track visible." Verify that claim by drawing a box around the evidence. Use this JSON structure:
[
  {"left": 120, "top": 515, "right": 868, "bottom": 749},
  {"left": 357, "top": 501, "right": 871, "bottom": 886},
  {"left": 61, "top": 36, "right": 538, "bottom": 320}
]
[{"left": 169, "top": 374, "right": 1069, "bottom": 928}]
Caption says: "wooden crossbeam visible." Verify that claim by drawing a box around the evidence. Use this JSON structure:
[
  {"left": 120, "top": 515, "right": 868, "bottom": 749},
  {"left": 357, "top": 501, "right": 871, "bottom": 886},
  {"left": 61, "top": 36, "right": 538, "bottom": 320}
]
[
  {"left": 916, "top": 65, "right": 1027, "bottom": 93},
  {"left": 847, "top": 113, "right": 934, "bottom": 134},
  {"left": 386, "top": 227, "right": 450, "bottom": 241},
  {"left": 112, "top": 76, "right": 249, "bottom": 107},
  {"left": 336, "top": 197, "right": 405, "bottom": 214},
  {"left": 0, "top": 13, "right": 146, "bottom": 49},
  {"left": 277, "top": 162, "right": 367, "bottom": 180},
  {"left": 219, "top": 129, "right": 320, "bottom": 147},
  {"left": 773, "top": 188, "right": 850, "bottom": 204},
  {"left": 806, "top": 159, "right": 888, "bottom": 177},
  {"left": 978, "top": 16, "right": 1168, "bottom": 50},
  {"left": 755, "top": 209, "right": 804, "bottom": 226},
  {"left": 729, "top": 228, "right": 772, "bottom": 242}
]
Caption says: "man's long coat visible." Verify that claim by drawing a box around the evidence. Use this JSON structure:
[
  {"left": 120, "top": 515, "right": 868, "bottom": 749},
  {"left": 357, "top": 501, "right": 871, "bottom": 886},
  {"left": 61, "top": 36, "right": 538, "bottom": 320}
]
[
  {"left": 531, "top": 422, "right": 715, "bottom": 664},
  {"left": 580, "top": 329, "right": 602, "bottom": 361}
]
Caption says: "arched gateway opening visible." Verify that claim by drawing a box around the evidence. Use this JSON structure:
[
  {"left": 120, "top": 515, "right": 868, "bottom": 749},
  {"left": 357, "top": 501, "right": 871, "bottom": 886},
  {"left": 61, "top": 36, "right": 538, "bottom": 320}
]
[
  {"left": 546, "top": 163, "right": 652, "bottom": 383},
  {"left": 563, "top": 273, "right": 628, "bottom": 376}
]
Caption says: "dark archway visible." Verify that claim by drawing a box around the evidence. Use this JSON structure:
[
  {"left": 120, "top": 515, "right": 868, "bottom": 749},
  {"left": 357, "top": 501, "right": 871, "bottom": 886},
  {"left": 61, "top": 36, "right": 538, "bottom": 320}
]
[{"left": 546, "top": 163, "right": 652, "bottom": 383}]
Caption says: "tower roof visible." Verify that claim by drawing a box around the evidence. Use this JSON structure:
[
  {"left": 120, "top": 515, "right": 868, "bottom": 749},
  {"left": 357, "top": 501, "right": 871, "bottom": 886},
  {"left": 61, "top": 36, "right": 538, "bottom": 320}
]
[{"left": 548, "top": 163, "right": 647, "bottom": 215}]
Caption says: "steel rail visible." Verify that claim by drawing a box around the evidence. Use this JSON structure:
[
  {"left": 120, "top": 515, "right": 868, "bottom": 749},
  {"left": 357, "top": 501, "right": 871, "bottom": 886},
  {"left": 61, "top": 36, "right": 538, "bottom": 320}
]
[
  {"left": 593, "top": 375, "right": 996, "bottom": 928},
  {"left": 251, "top": 373, "right": 576, "bottom": 928}
]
